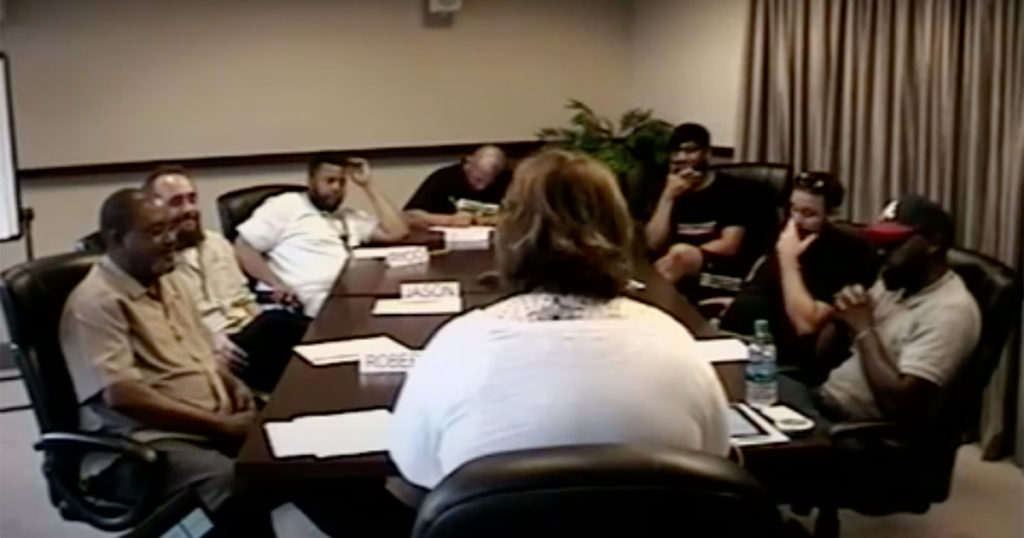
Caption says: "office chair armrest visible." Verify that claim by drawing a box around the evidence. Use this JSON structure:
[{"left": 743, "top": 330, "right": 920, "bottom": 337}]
[
  {"left": 34, "top": 432, "right": 163, "bottom": 532},
  {"left": 35, "top": 432, "right": 159, "bottom": 463},
  {"left": 829, "top": 421, "right": 913, "bottom": 452}
]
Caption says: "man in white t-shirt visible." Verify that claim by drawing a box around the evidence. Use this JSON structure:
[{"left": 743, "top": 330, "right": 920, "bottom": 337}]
[
  {"left": 816, "top": 196, "right": 981, "bottom": 422},
  {"left": 234, "top": 153, "right": 409, "bottom": 316}
]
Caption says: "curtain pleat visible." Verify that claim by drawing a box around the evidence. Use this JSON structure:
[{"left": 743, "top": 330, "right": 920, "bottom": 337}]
[{"left": 736, "top": 0, "right": 1024, "bottom": 461}]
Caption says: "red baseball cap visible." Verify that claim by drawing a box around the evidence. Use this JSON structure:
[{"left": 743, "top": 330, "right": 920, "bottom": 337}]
[{"left": 861, "top": 196, "right": 954, "bottom": 247}]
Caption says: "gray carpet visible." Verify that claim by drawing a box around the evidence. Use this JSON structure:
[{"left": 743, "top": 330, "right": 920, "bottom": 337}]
[{"left": 1, "top": 374, "right": 1021, "bottom": 537}]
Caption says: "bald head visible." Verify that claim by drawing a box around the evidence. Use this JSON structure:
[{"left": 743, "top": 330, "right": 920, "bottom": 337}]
[{"left": 463, "top": 145, "right": 507, "bottom": 191}]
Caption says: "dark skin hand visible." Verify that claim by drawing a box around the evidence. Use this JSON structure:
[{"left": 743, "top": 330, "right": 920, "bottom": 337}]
[{"left": 833, "top": 284, "right": 939, "bottom": 423}]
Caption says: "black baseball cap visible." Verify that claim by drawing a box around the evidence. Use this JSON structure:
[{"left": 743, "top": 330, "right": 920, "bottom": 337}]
[{"left": 861, "top": 195, "right": 954, "bottom": 248}]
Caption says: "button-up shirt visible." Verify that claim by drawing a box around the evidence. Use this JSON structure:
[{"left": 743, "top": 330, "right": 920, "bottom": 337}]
[
  {"left": 176, "top": 229, "right": 259, "bottom": 334},
  {"left": 60, "top": 256, "right": 236, "bottom": 438}
]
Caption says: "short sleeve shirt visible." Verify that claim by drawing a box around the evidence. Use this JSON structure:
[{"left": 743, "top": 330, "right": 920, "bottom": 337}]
[
  {"left": 175, "top": 229, "right": 258, "bottom": 334},
  {"left": 59, "top": 256, "right": 236, "bottom": 437},
  {"left": 403, "top": 163, "right": 511, "bottom": 215},
  {"left": 668, "top": 172, "right": 768, "bottom": 270},
  {"left": 389, "top": 294, "right": 730, "bottom": 488},
  {"left": 235, "top": 191, "right": 378, "bottom": 316},
  {"left": 821, "top": 271, "right": 982, "bottom": 419}
]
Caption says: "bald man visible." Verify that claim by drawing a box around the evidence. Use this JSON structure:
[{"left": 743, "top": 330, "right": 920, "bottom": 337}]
[
  {"left": 144, "top": 166, "right": 309, "bottom": 394},
  {"left": 404, "top": 145, "right": 510, "bottom": 228}
]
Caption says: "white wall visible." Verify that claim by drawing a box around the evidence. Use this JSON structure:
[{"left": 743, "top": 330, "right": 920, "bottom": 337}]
[
  {"left": 3, "top": 0, "right": 632, "bottom": 168},
  {"left": 0, "top": 0, "right": 753, "bottom": 342},
  {"left": 629, "top": 0, "right": 748, "bottom": 147},
  {"left": 0, "top": 155, "right": 455, "bottom": 268}
]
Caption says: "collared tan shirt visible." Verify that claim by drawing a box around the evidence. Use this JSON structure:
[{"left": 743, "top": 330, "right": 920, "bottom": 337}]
[
  {"left": 60, "top": 256, "right": 235, "bottom": 421},
  {"left": 176, "top": 229, "right": 259, "bottom": 334}
]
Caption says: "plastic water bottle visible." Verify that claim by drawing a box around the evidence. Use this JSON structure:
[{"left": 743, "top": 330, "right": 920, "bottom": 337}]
[{"left": 745, "top": 319, "right": 778, "bottom": 408}]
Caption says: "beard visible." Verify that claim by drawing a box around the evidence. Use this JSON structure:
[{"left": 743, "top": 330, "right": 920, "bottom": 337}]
[
  {"left": 175, "top": 216, "right": 204, "bottom": 249},
  {"left": 881, "top": 257, "right": 927, "bottom": 292},
  {"left": 310, "top": 193, "right": 341, "bottom": 213}
]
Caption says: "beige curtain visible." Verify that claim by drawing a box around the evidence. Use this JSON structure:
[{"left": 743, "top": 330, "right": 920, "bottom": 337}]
[{"left": 737, "top": 0, "right": 1024, "bottom": 461}]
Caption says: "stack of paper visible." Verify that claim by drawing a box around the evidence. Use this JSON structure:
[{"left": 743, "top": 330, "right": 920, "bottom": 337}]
[
  {"left": 264, "top": 409, "right": 393, "bottom": 458},
  {"left": 294, "top": 336, "right": 409, "bottom": 366},
  {"left": 693, "top": 338, "right": 749, "bottom": 363},
  {"left": 372, "top": 296, "right": 463, "bottom": 315},
  {"left": 430, "top": 226, "right": 493, "bottom": 250},
  {"left": 351, "top": 246, "right": 422, "bottom": 260}
]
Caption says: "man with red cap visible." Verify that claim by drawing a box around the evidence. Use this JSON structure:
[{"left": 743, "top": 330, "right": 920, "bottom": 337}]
[{"left": 814, "top": 195, "right": 981, "bottom": 422}]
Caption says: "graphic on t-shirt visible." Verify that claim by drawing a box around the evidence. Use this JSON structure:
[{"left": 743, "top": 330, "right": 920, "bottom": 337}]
[{"left": 676, "top": 221, "right": 717, "bottom": 239}]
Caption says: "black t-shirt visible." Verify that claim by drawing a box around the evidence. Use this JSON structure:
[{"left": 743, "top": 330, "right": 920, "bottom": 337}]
[
  {"left": 667, "top": 172, "right": 773, "bottom": 273},
  {"left": 721, "top": 224, "right": 880, "bottom": 363},
  {"left": 403, "top": 163, "right": 511, "bottom": 214}
]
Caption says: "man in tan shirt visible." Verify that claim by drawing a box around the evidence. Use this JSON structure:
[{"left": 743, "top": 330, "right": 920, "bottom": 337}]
[
  {"left": 60, "top": 189, "right": 262, "bottom": 530},
  {"left": 143, "top": 166, "right": 309, "bottom": 393}
]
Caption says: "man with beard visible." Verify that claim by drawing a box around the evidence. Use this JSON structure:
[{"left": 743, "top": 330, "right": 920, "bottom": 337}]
[
  {"left": 144, "top": 166, "right": 309, "bottom": 393},
  {"left": 812, "top": 196, "right": 981, "bottom": 422},
  {"left": 233, "top": 153, "right": 409, "bottom": 317},
  {"left": 60, "top": 190, "right": 269, "bottom": 534}
]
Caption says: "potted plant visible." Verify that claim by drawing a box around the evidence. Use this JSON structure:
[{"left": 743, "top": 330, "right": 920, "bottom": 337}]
[{"left": 537, "top": 99, "right": 674, "bottom": 218}]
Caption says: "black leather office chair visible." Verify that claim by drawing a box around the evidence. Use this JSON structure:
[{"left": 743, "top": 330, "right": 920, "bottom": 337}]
[
  {"left": 710, "top": 162, "right": 792, "bottom": 210},
  {"left": 687, "top": 163, "right": 792, "bottom": 299},
  {"left": 74, "top": 231, "right": 106, "bottom": 254},
  {"left": 412, "top": 445, "right": 789, "bottom": 538},
  {"left": 811, "top": 247, "right": 1022, "bottom": 537},
  {"left": 0, "top": 253, "right": 164, "bottom": 532},
  {"left": 216, "top": 184, "right": 306, "bottom": 242}
]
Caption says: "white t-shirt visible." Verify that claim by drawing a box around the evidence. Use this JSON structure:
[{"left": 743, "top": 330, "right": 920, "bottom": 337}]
[
  {"left": 390, "top": 293, "right": 731, "bottom": 489},
  {"left": 821, "top": 270, "right": 981, "bottom": 419},
  {"left": 235, "top": 192, "right": 378, "bottom": 316}
]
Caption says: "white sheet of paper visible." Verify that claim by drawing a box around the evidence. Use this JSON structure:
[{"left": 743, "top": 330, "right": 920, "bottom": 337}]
[
  {"left": 297, "top": 410, "right": 393, "bottom": 458},
  {"left": 372, "top": 296, "right": 463, "bottom": 315},
  {"left": 430, "top": 226, "right": 493, "bottom": 243},
  {"left": 400, "top": 281, "right": 461, "bottom": 300},
  {"left": 294, "top": 336, "right": 408, "bottom": 366},
  {"left": 693, "top": 338, "right": 750, "bottom": 363},
  {"left": 263, "top": 409, "right": 393, "bottom": 459},
  {"left": 352, "top": 246, "right": 422, "bottom": 260},
  {"left": 263, "top": 421, "right": 310, "bottom": 458}
]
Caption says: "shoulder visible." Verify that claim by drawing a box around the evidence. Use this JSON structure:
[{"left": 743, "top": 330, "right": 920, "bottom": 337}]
[
  {"left": 64, "top": 266, "right": 122, "bottom": 322},
  {"left": 260, "top": 191, "right": 306, "bottom": 214},
  {"left": 201, "top": 229, "right": 233, "bottom": 250},
  {"left": 926, "top": 273, "right": 981, "bottom": 325}
]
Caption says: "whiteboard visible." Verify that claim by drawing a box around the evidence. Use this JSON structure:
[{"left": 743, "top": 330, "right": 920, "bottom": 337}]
[{"left": 0, "top": 53, "right": 22, "bottom": 241}]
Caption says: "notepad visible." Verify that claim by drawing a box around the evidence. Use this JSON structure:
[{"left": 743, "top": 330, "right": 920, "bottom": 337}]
[
  {"left": 264, "top": 409, "right": 393, "bottom": 458},
  {"left": 294, "top": 336, "right": 409, "bottom": 366},
  {"left": 728, "top": 403, "right": 789, "bottom": 447},
  {"left": 351, "top": 246, "right": 423, "bottom": 260},
  {"left": 693, "top": 338, "right": 749, "bottom": 363},
  {"left": 372, "top": 296, "right": 463, "bottom": 315},
  {"left": 430, "top": 226, "right": 493, "bottom": 250}
]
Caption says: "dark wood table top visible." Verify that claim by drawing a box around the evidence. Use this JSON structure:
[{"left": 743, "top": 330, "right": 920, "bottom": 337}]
[{"left": 237, "top": 247, "right": 831, "bottom": 498}]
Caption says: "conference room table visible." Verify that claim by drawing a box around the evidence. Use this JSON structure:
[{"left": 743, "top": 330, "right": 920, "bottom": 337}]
[{"left": 236, "top": 235, "right": 833, "bottom": 503}]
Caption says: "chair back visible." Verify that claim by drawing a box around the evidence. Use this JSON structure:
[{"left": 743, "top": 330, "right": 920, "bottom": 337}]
[
  {"left": 0, "top": 253, "right": 99, "bottom": 433},
  {"left": 920, "top": 248, "right": 1022, "bottom": 495},
  {"left": 216, "top": 184, "right": 306, "bottom": 242},
  {"left": 412, "top": 445, "right": 786, "bottom": 538},
  {"left": 710, "top": 162, "right": 792, "bottom": 206},
  {"left": 74, "top": 231, "right": 106, "bottom": 254}
]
